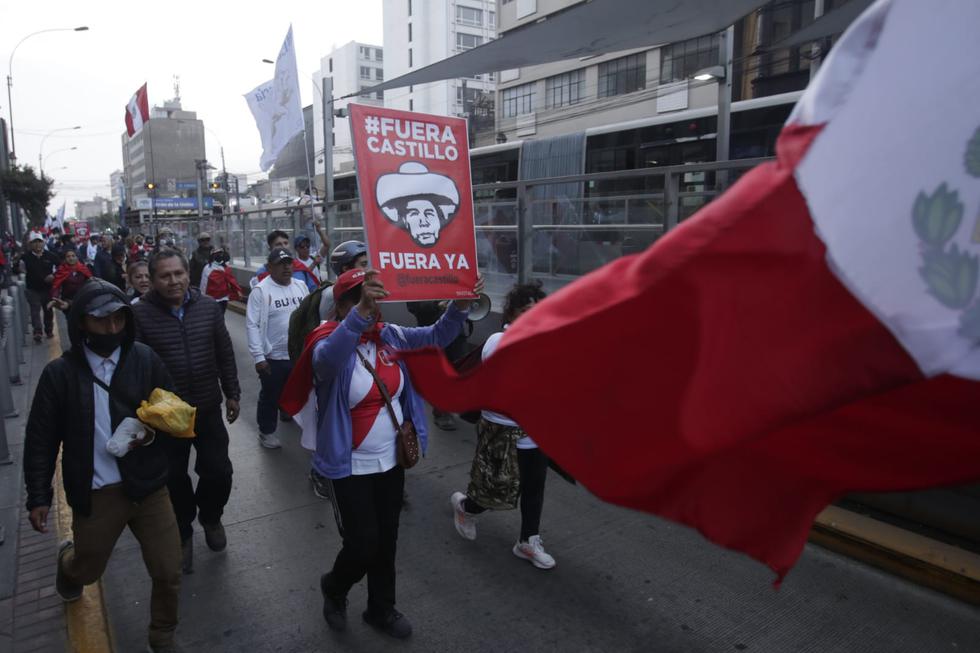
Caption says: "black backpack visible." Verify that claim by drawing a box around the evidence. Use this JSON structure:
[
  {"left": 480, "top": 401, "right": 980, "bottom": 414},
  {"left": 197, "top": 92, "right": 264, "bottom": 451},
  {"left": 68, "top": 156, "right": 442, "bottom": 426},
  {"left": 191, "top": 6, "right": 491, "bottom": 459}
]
[{"left": 288, "top": 281, "right": 333, "bottom": 361}]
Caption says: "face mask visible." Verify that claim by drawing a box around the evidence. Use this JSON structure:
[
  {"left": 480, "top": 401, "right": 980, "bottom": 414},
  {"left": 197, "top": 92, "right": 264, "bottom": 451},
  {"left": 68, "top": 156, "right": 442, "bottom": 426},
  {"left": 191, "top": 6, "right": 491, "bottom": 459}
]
[{"left": 85, "top": 331, "right": 125, "bottom": 356}]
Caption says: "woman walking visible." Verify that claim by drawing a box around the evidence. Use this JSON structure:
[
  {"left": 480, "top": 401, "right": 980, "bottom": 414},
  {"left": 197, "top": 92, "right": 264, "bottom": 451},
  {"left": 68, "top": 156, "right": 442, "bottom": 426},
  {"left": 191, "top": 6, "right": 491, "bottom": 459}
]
[
  {"left": 281, "top": 268, "right": 482, "bottom": 639},
  {"left": 451, "top": 281, "right": 556, "bottom": 569}
]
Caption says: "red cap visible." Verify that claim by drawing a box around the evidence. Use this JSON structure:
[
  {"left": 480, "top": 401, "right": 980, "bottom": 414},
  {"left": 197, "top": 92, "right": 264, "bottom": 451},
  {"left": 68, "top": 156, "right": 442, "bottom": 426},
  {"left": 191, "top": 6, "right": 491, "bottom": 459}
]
[{"left": 333, "top": 268, "right": 368, "bottom": 301}]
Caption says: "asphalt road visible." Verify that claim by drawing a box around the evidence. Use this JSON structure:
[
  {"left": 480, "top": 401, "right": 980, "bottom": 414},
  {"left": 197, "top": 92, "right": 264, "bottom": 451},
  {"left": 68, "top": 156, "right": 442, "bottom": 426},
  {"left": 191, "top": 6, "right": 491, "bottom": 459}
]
[{"left": 100, "top": 310, "right": 980, "bottom": 653}]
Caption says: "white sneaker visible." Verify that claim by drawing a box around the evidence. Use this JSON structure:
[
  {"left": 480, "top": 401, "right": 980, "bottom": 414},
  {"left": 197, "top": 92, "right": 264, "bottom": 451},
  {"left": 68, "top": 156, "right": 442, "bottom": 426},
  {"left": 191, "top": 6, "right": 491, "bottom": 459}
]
[
  {"left": 258, "top": 432, "right": 282, "bottom": 449},
  {"left": 450, "top": 492, "right": 477, "bottom": 541},
  {"left": 513, "top": 535, "right": 556, "bottom": 570}
]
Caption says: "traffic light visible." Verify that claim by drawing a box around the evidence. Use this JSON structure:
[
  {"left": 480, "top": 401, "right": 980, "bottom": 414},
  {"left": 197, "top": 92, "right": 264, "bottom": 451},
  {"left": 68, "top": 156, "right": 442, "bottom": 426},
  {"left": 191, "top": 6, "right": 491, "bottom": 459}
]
[
  {"left": 145, "top": 182, "right": 156, "bottom": 190},
  {"left": 210, "top": 181, "right": 221, "bottom": 190}
]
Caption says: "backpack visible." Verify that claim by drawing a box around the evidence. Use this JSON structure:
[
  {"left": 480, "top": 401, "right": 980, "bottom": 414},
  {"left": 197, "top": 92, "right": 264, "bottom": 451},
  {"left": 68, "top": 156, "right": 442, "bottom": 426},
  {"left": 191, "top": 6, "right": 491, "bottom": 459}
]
[{"left": 287, "top": 281, "right": 333, "bottom": 361}]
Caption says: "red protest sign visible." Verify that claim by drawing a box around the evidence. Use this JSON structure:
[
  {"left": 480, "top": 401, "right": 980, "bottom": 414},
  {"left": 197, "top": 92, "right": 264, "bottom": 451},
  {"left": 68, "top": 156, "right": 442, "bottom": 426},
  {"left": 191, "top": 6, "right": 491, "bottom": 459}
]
[
  {"left": 73, "top": 222, "right": 91, "bottom": 238},
  {"left": 348, "top": 104, "right": 478, "bottom": 302}
]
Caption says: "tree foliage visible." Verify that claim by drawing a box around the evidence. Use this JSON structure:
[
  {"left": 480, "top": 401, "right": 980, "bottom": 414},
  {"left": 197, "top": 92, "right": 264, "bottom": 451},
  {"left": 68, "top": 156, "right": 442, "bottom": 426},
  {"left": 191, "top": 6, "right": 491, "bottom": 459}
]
[{"left": 0, "top": 165, "right": 54, "bottom": 226}]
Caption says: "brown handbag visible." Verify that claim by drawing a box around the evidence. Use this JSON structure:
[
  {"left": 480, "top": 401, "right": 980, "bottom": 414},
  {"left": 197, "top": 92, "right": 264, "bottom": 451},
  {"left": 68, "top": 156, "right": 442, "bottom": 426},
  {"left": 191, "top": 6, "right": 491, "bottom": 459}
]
[{"left": 356, "top": 349, "right": 420, "bottom": 469}]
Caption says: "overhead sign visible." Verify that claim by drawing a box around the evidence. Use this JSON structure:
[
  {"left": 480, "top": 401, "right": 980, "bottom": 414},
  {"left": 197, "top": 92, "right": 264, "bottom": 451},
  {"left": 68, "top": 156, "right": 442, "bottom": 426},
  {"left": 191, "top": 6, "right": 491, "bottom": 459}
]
[
  {"left": 348, "top": 103, "right": 478, "bottom": 302},
  {"left": 135, "top": 197, "right": 214, "bottom": 210}
]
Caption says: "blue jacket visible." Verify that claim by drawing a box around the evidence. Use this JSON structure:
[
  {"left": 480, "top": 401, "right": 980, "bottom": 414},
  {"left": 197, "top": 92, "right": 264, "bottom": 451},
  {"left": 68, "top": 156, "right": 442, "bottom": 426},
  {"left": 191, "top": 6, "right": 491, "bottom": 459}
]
[{"left": 311, "top": 303, "right": 468, "bottom": 479}]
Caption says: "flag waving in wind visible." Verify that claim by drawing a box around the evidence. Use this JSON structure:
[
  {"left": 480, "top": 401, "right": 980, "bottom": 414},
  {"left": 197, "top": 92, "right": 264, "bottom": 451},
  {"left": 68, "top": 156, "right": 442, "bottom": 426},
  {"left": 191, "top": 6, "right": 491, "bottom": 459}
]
[
  {"left": 399, "top": 0, "right": 980, "bottom": 581},
  {"left": 244, "top": 26, "right": 305, "bottom": 172},
  {"left": 125, "top": 83, "right": 150, "bottom": 137}
]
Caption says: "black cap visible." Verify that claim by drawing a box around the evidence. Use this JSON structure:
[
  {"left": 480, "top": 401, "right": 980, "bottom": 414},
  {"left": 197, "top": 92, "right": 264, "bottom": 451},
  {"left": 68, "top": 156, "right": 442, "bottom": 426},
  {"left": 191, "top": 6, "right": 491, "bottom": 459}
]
[
  {"left": 267, "top": 248, "right": 293, "bottom": 264},
  {"left": 84, "top": 293, "right": 128, "bottom": 318}
]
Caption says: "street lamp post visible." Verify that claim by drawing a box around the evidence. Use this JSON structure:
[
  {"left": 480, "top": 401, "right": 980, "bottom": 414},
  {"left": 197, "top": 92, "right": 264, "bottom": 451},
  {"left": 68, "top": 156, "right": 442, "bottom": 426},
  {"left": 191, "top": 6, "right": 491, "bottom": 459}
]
[
  {"left": 38, "top": 125, "right": 80, "bottom": 175},
  {"left": 6, "top": 26, "right": 88, "bottom": 162},
  {"left": 693, "top": 25, "right": 735, "bottom": 189},
  {"left": 42, "top": 146, "right": 77, "bottom": 172}
]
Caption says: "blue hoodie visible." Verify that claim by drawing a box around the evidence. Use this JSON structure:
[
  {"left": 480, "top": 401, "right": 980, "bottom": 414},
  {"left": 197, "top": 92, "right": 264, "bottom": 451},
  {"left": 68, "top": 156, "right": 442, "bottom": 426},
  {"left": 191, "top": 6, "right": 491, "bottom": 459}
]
[{"left": 310, "top": 303, "right": 468, "bottom": 479}]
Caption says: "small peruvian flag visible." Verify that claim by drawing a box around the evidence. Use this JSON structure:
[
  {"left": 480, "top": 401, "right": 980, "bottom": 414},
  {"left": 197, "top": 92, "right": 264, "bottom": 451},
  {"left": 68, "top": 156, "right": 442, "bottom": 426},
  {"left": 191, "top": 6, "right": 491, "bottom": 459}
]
[
  {"left": 397, "top": 0, "right": 980, "bottom": 582},
  {"left": 125, "top": 83, "right": 150, "bottom": 137}
]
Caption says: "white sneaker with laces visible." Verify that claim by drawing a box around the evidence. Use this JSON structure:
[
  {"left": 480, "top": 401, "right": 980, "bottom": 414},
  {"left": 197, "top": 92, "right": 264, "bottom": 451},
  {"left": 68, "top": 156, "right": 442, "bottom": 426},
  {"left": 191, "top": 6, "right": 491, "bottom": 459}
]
[
  {"left": 450, "top": 492, "right": 477, "bottom": 540},
  {"left": 258, "top": 432, "right": 282, "bottom": 449},
  {"left": 513, "top": 535, "right": 556, "bottom": 569}
]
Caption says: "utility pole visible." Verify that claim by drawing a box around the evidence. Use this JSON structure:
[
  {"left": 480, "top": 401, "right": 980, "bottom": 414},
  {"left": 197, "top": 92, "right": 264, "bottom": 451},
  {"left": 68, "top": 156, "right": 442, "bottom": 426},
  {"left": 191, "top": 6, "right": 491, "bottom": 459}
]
[
  {"left": 715, "top": 25, "right": 734, "bottom": 188},
  {"left": 220, "top": 146, "right": 230, "bottom": 217},
  {"left": 321, "top": 76, "right": 335, "bottom": 259},
  {"left": 195, "top": 159, "right": 206, "bottom": 220}
]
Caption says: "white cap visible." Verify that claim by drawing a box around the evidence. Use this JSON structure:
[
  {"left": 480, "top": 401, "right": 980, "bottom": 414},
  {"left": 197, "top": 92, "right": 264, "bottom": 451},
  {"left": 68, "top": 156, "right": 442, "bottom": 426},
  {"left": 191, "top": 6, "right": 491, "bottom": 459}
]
[{"left": 28, "top": 231, "right": 44, "bottom": 242}]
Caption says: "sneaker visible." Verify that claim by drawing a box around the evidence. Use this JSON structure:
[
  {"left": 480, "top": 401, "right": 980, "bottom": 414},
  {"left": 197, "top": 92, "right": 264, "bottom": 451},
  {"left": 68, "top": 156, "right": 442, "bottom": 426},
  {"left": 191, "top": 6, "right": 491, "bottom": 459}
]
[
  {"left": 56, "top": 541, "right": 82, "bottom": 602},
  {"left": 310, "top": 469, "right": 330, "bottom": 500},
  {"left": 362, "top": 608, "right": 412, "bottom": 639},
  {"left": 258, "top": 431, "right": 282, "bottom": 449},
  {"left": 320, "top": 573, "right": 348, "bottom": 632},
  {"left": 199, "top": 518, "right": 227, "bottom": 552},
  {"left": 450, "top": 492, "right": 477, "bottom": 541},
  {"left": 433, "top": 411, "right": 458, "bottom": 431},
  {"left": 513, "top": 535, "right": 556, "bottom": 570},
  {"left": 181, "top": 537, "right": 194, "bottom": 574}
]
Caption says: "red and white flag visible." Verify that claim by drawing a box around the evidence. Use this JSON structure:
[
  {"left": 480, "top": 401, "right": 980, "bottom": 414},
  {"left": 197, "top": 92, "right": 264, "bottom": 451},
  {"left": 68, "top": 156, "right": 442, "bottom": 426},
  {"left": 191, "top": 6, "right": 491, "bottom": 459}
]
[
  {"left": 125, "top": 83, "right": 150, "bottom": 137},
  {"left": 400, "top": 0, "right": 980, "bottom": 581}
]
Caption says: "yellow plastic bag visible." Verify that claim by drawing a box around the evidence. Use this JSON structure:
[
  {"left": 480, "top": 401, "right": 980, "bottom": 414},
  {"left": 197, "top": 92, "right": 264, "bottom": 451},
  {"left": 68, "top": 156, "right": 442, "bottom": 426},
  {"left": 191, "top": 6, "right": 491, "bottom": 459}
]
[{"left": 137, "top": 388, "right": 197, "bottom": 438}]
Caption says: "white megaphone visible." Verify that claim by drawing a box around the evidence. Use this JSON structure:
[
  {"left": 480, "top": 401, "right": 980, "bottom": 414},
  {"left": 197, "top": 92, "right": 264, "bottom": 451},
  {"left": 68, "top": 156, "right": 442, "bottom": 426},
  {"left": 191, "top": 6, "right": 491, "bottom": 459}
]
[{"left": 468, "top": 293, "right": 492, "bottom": 321}]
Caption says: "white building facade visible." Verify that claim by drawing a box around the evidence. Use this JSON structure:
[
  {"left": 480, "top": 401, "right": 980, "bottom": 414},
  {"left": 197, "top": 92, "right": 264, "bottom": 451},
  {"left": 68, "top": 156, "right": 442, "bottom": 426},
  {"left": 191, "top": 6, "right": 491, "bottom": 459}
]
[
  {"left": 312, "top": 41, "right": 385, "bottom": 176},
  {"left": 383, "top": 0, "right": 496, "bottom": 140}
]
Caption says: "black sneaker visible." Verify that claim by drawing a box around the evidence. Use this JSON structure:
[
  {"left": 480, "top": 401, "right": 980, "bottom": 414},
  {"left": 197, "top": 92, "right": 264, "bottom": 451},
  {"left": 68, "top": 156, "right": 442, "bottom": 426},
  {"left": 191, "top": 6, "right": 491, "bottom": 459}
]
[
  {"left": 320, "top": 574, "right": 347, "bottom": 631},
  {"left": 309, "top": 470, "right": 330, "bottom": 500},
  {"left": 199, "top": 518, "right": 227, "bottom": 552},
  {"left": 362, "top": 608, "right": 412, "bottom": 639},
  {"left": 56, "top": 541, "right": 82, "bottom": 602}
]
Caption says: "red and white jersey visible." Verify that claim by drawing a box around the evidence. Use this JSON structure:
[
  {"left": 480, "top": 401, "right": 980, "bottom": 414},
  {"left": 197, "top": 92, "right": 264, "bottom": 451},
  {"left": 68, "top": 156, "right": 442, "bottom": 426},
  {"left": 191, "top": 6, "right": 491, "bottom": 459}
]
[{"left": 349, "top": 341, "right": 403, "bottom": 475}]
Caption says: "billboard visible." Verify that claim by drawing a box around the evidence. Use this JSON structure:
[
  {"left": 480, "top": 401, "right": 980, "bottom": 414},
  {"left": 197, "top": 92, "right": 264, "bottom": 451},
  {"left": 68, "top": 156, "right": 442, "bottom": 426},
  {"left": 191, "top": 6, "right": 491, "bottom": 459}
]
[{"left": 349, "top": 104, "right": 478, "bottom": 302}]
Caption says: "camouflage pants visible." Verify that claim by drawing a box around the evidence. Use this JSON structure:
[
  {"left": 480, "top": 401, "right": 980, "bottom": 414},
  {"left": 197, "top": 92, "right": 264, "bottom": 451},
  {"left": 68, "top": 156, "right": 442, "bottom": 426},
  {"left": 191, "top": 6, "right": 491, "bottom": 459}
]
[{"left": 466, "top": 418, "right": 523, "bottom": 510}]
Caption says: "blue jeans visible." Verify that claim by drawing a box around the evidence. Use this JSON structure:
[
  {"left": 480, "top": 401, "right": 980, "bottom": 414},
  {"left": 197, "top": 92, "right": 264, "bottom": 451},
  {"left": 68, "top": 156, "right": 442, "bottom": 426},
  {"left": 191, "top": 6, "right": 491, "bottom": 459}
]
[{"left": 256, "top": 359, "right": 293, "bottom": 435}]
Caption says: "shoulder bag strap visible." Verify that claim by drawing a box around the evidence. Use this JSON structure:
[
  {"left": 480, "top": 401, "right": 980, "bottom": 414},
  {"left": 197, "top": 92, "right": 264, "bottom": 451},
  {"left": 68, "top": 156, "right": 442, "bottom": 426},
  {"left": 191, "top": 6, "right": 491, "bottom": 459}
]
[{"left": 355, "top": 348, "right": 401, "bottom": 433}]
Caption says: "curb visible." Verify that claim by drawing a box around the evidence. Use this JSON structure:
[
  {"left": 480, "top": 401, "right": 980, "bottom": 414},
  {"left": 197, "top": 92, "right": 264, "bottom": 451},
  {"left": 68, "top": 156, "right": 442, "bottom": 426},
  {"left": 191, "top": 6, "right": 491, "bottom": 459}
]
[{"left": 811, "top": 506, "right": 980, "bottom": 605}]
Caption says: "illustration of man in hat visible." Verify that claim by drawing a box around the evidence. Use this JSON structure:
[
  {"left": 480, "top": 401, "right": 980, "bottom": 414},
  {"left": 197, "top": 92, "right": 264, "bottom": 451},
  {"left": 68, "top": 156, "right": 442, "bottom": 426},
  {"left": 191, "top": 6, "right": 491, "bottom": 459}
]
[{"left": 377, "top": 162, "right": 460, "bottom": 248}]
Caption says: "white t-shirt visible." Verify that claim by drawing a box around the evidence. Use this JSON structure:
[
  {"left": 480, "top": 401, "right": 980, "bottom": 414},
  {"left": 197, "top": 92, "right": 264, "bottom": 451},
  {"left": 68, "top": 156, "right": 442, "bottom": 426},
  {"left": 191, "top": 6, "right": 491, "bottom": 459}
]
[
  {"left": 481, "top": 331, "right": 537, "bottom": 449},
  {"left": 349, "top": 342, "right": 403, "bottom": 475},
  {"left": 246, "top": 276, "right": 309, "bottom": 362}
]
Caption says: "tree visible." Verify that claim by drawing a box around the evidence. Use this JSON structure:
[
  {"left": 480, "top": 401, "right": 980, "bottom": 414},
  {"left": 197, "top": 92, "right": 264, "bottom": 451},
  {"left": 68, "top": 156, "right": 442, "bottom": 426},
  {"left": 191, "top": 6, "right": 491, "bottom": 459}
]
[{"left": 0, "top": 164, "right": 53, "bottom": 226}]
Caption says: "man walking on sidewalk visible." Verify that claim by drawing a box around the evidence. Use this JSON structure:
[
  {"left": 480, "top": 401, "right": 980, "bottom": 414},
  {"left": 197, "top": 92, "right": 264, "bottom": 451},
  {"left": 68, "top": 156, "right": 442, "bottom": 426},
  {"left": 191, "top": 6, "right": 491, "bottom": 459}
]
[
  {"left": 132, "top": 248, "right": 241, "bottom": 574},
  {"left": 247, "top": 248, "right": 308, "bottom": 449},
  {"left": 23, "top": 279, "right": 183, "bottom": 653},
  {"left": 21, "top": 230, "right": 58, "bottom": 343}
]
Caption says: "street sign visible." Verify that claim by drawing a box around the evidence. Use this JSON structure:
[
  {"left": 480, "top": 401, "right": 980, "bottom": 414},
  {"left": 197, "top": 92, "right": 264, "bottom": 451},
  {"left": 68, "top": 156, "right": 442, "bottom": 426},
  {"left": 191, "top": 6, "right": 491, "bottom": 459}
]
[{"left": 176, "top": 181, "right": 198, "bottom": 190}]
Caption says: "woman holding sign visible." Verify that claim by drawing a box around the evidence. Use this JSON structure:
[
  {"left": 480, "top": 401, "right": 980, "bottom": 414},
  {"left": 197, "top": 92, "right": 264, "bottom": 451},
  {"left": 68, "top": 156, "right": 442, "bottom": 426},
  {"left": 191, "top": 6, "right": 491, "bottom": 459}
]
[{"left": 280, "top": 268, "right": 482, "bottom": 640}]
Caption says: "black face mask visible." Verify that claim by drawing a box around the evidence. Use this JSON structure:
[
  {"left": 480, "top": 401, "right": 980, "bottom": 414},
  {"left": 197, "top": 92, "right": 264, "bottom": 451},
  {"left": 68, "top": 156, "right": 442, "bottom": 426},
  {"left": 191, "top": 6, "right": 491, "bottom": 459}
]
[{"left": 85, "top": 331, "right": 125, "bottom": 357}]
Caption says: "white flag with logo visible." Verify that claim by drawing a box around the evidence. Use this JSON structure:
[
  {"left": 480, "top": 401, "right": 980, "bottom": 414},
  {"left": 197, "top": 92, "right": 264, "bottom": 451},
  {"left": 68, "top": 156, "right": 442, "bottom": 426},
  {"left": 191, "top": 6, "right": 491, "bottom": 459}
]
[
  {"left": 54, "top": 202, "right": 65, "bottom": 231},
  {"left": 244, "top": 26, "right": 305, "bottom": 172}
]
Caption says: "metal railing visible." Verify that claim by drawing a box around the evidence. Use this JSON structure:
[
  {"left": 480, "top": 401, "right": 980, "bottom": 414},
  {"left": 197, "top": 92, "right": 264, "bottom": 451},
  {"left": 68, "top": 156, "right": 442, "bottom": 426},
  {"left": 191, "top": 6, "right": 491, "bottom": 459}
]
[{"left": 150, "top": 157, "right": 769, "bottom": 303}]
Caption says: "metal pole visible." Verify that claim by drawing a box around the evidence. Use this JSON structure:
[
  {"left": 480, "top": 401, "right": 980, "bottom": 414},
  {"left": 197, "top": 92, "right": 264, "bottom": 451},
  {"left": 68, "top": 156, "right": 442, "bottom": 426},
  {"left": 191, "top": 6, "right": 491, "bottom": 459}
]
[
  {"left": 196, "top": 160, "right": 205, "bottom": 220},
  {"left": 220, "top": 147, "right": 230, "bottom": 218},
  {"left": 6, "top": 75, "right": 15, "bottom": 161},
  {"left": 0, "top": 294, "right": 17, "bottom": 414},
  {"left": 516, "top": 182, "right": 532, "bottom": 285},
  {"left": 715, "top": 25, "right": 734, "bottom": 189},
  {"left": 810, "top": 0, "right": 826, "bottom": 79},
  {"left": 322, "top": 77, "right": 335, "bottom": 256},
  {"left": 2, "top": 295, "right": 21, "bottom": 384}
]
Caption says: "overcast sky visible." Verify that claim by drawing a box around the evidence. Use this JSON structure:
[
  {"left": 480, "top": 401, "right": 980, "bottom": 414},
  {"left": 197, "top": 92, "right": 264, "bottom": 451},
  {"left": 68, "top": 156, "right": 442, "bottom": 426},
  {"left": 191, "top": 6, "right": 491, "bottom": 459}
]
[{"left": 2, "top": 0, "right": 384, "bottom": 217}]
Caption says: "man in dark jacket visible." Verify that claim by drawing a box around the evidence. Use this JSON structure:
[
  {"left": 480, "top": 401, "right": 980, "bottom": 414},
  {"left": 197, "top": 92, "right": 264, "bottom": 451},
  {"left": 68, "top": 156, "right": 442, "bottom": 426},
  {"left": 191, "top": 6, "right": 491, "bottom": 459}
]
[
  {"left": 132, "top": 248, "right": 241, "bottom": 573},
  {"left": 188, "top": 232, "right": 213, "bottom": 288},
  {"left": 21, "top": 230, "right": 59, "bottom": 342},
  {"left": 24, "top": 279, "right": 182, "bottom": 652}
]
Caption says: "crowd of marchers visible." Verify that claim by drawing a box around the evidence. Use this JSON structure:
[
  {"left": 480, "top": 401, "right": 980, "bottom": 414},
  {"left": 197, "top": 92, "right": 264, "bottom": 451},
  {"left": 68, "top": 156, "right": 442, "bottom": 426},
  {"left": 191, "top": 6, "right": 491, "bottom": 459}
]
[{"left": 20, "top": 218, "right": 557, "bottom": 652}]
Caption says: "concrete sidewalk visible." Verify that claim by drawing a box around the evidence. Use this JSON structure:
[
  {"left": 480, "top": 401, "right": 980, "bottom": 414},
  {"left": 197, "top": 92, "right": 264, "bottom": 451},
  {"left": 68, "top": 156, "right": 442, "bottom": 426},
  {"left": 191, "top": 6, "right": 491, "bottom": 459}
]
[
  {"left": 0, "top": 328, "right": 68, "bottom": 653},
  {"left": 96, "top": 310, "right": 980, "bottom": 653}
]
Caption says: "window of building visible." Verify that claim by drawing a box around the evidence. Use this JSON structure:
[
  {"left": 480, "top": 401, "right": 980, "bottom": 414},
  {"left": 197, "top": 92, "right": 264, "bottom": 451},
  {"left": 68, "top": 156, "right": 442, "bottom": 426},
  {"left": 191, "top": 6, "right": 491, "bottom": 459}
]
[
  {"left": 545, "top": 69, "right": 585, "bottom": 109},
  {"left": 375, "top": 48, "right": 383, "bottom": 61},
  {"left": 408, "top": 48, "right": 413, "bottom": 67},
  {"left": 598, "top": 52, "right": 647, "bottom": 97},
  {"left": 660, "top": 35, "right": 718, "bottom": 83},
  {"left": 456, "top": 32, "right": 483, "bottom": 51},
  {"left": 456, "top": 85, "right": 481, "bottom": 107},
  {"left": 359, "top": 46, "right": 371, "bottom": 59},
  {"left": 501, "top": 82, "right": 535, "bottom": 118},
  {"left": 375, "top": 68, "right": 384, "bottom": 81},
  {"left": 489, "top": 11, "right": 496, "bottom": 28},
  {"left": 457, "top": 6, "right": 483, "bottom": 26},
  {"left": 328, "top": 58, "right": 333, "bottom": 73},
  {"left": 360, "top": 66, "right": 371, "bottom": 79},
  {"left": 408, "top": 23, "right": 412, "bottom": 42},
  {"left": 409, "top": 99, "right": 414, "bottom": 111}
]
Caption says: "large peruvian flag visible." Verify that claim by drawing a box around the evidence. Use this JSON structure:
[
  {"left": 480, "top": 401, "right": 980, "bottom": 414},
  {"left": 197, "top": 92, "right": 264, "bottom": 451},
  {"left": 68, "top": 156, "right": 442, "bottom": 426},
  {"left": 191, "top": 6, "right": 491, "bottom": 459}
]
[
  {"left": 400, "top": 0, "right": 980, "bottom": 580},
  {"left": 125, "top": 83, "right": 150, "bottom": 137}
]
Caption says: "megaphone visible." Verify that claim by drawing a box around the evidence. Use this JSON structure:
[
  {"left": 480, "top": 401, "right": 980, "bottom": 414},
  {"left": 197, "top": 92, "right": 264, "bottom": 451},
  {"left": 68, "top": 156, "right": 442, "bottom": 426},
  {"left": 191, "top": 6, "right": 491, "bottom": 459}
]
[{"left": 468, "top": 293, "right": 492, "bottom": 321}]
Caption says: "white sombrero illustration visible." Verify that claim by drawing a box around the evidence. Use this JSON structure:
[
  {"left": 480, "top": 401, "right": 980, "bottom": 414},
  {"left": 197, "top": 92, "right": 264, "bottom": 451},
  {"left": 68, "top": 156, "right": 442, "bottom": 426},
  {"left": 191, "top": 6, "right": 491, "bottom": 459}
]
[{"left": 376, "top": 161, "right": 461, "bottom": 248}]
